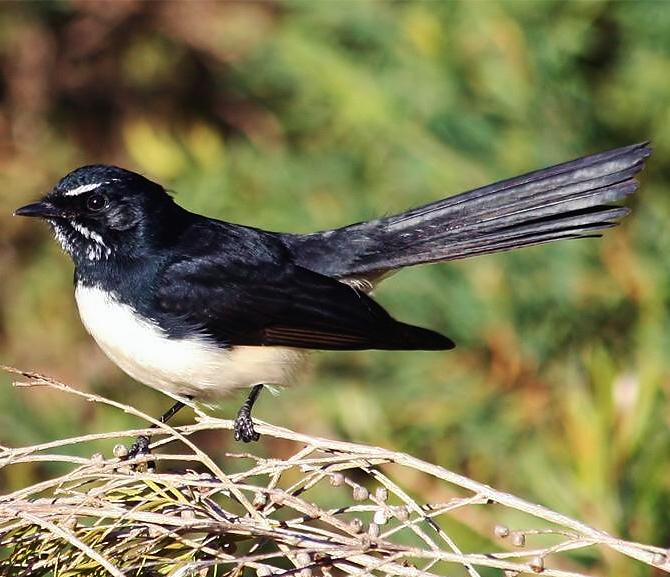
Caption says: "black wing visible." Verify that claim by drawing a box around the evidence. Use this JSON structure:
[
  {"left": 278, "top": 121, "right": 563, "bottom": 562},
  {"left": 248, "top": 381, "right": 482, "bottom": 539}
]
[{"left": 152, "top": 226, "right": 453, "bottom": 351}]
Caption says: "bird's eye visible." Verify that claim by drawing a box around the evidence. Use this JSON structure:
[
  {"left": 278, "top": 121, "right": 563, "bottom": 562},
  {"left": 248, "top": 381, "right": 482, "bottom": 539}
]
[{"left": 86, "top": 193, "right": 108, "bottom": 212}]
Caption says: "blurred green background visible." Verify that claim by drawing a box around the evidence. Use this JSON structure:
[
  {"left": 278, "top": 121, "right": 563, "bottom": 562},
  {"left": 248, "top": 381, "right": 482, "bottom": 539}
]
[{"left": 0, "top": 1, "right": 669, "bottom": 574}]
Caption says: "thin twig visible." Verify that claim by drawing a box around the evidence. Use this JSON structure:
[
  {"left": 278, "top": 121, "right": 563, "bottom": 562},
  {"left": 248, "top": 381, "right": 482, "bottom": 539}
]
[{"left": 0, "top": 364, "right": 667, "bottom": 576}]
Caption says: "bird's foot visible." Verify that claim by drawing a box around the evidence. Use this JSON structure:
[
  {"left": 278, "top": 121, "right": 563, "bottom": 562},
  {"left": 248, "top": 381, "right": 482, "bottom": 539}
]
[
  {"left": 234, "top": 412, "right": 260, "bottom": 443},
  {"left": 128, "top": 434, "right": 152, "bottom": 458},
  {"left": 121, "top": 434, "right": 156, "bottom": 471},
  {"left": 234, "top": 384, "right": 264, "bottom": 443}
]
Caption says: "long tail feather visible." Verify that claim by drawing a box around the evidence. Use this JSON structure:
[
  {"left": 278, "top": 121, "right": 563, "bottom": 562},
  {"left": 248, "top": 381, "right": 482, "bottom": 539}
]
[{"left": 285, "top": 142, "right": 651, "bottom": 281}]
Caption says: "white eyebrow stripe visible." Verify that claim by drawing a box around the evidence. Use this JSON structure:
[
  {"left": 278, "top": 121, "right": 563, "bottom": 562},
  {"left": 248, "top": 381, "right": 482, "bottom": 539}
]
[{"left": 64, "top": 182, "right": 103, "bottom": 196}]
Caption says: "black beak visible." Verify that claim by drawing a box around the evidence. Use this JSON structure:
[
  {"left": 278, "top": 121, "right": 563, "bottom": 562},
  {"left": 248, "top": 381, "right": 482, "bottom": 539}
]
[{"left": 14, "top": 201, "right": 65, "bottom": 219}]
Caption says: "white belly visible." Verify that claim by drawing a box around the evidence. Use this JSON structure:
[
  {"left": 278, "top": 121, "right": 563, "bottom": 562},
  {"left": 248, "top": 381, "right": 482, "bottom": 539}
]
[{"left": 74, "top": 285, "right": 307, "bottom": 400}]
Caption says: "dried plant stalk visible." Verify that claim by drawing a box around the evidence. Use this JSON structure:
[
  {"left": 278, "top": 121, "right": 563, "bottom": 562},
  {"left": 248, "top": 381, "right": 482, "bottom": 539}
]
[{"left": 0, "top": 365, "right": 667, "bottom": 577}]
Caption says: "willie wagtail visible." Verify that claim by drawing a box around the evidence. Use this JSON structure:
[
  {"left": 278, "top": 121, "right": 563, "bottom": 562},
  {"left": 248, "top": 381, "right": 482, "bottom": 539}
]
[{"left": 14, "top": 143, "right": 651, "bottom": 449}]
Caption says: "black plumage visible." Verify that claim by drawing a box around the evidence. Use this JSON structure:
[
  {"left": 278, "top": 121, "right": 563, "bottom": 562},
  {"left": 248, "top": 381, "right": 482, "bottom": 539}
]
[{"left": 14, "top": 142, "right": 652, "bottom": 445}]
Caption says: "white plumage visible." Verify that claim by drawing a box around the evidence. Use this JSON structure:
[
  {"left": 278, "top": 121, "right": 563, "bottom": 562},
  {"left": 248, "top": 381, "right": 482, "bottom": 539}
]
[{"left": 75, "top": 284, "right": 307, "bottom": 400}]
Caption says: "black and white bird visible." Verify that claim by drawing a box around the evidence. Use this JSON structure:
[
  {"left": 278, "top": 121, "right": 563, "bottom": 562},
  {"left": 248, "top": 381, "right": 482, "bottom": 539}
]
[{"left": 14, "top": 143, "right": 651, "bottom": 448}]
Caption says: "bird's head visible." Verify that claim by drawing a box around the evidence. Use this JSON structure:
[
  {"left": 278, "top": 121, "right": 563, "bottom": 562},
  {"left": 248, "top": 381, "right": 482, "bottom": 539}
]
[{"left": 15, "top": 165, "right": 174, "bottom": 264}]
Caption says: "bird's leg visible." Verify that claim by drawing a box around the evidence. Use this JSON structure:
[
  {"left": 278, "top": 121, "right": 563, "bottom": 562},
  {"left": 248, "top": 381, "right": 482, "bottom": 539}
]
[
  {"left": 234, "top": 384, "right": 264, "bottom": 443},
  {"left": 127, "top": 398, "right": 190, "bottom": 461}
]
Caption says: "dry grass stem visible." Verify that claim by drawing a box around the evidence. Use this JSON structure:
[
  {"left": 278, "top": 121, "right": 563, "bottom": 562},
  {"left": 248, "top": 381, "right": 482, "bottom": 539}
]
[{"left": 0, "top": 365, "right": 666, "bottom": 576}]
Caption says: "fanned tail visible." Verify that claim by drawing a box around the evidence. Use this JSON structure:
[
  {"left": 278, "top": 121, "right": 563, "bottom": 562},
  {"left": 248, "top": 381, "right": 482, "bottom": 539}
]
[{"left": 285, "top": 142, "right": 651, "bottom": 282}]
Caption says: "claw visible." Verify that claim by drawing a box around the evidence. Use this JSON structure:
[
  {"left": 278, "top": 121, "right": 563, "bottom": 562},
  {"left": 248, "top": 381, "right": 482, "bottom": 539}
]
[
  {"left": 234, "top": 414, "right": 260, "bottom": 443},
  {"left": 234, "top": 384, "right": 264, "bottom": 443},
  {"left": 124, "top": 434, "right": 156, "bottom": 471}
]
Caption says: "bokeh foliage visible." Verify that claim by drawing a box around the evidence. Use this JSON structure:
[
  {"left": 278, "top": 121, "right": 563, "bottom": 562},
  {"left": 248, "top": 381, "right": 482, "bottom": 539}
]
[{"left": 0, "top": 2, "right": 669, "bottom": 575}]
